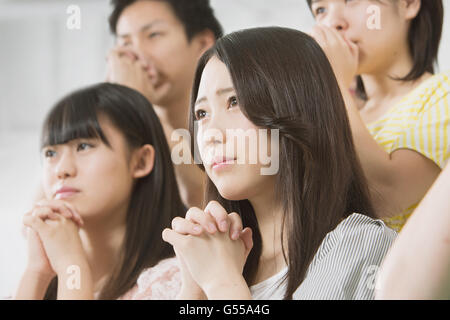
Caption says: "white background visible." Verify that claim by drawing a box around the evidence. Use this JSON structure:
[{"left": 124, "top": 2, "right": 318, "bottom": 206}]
[{"left": 0, "top": 0, "right": 449, "bottom": 297}]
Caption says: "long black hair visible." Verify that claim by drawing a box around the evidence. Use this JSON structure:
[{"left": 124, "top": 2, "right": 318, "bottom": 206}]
[
  {"left": 41, "top": 83, "right": 185, "bottom": 299},
  {"left": 189, "top": 27, "right": 376, "bottom": 299}
]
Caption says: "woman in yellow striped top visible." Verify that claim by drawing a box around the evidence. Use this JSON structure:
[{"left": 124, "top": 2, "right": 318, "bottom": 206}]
[
  {"left": 307, "top": 0, "right": 449, "bottom": 231},
  {"left": 367, "top": 71, "right": 450, "bottom": 229}
]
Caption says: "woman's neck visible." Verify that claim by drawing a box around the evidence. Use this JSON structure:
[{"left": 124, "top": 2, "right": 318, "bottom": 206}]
[
  {"left": 249, "top": 191, "right": 287, "bottom": 284},
  {"left": 361, "top": 46, "right": 432, "bottom": 105},
  {"left": 78, "top": 210, "right": 127, "bottom": 294}
]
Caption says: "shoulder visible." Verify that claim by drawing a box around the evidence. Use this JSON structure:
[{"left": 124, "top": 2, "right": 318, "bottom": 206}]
[
  {"left": 425, "top": 71, "right": 450, "bottom": 94},
  {"left": 390, "top": 72, "right": 450, "bottom": 167},
  {"left": 119, "top": 257, "right": 181, "bottom": 300},
  {"left": 335, "top": 213, "right": 396, "bottom": 236},
  {"left": 410, "top": 71, "right": 450, "bottom": 108},
  {"left": 332, "top": 213, "right": 397, "bottom": 255},
  {"left": 310, "top": 213, "right": 396, "bottom": 265},
  {"left": 294, "top": 214, "right": 397, "bottom": 300},
  {"left": 310, "top": 213, "right": 398, "bottom": 269}
]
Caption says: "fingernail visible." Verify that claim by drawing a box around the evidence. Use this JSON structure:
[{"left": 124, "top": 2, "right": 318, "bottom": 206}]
[
  {"left": 231, "top": 230, "right": 240, "bottom": 240},
  {"left": 193, "top": 226, "right": 202, "bottom": 234}
]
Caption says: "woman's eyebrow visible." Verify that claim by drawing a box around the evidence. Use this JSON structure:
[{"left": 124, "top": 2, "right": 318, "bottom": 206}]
[
  {"left": 194, "top": 97, "right": 208, "bottom": 107},
  {"left": 195, "top": 96, "right": 207, "bottom": 106},
  {"left": 195, "top": 87, "right": 235, "bottom": 106},
  {"left": 216, "top": 87, "right": 235, "bottom": 96}
]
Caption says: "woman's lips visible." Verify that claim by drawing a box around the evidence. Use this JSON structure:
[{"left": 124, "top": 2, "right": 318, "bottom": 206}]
[
  {"left": 54, "top": 187, "right": 80, "bottom": 200},
  {"left": 212, "top": 157, "right": 236, "bottom": 171},
  {"left": 55, "top": 191, "right": 79, "bottom": 200}
]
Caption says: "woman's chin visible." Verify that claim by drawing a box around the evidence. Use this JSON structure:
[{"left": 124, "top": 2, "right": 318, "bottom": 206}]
[{"left": 217, "top": 186, "right": 247, "bottom": 202}]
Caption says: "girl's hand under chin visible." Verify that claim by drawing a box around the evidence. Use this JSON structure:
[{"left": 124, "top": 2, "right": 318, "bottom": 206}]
[
  {"left": 23, "top": 200, "right": 86, "bottom": 277},
  {"left": 310, "top": 24, "right": 359, "bottom": 90},
  {"left": 163, "top": 201, "right": 254, "bottom": 300}
]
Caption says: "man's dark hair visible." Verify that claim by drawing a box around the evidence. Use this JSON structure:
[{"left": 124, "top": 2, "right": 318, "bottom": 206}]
[{"left": 109, "top": 0, "right": 223, "bottom": 40}]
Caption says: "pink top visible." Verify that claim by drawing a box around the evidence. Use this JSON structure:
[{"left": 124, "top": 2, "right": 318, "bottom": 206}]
[{"left": 118, "top": 257, "right": 181, "bottom": 300}]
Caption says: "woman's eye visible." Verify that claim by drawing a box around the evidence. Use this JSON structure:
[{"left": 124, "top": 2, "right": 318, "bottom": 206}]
[
  {"left": 117, "top": 39, "right": 131, "bottom": 47},
  {"left": 44, "top": 149, "right": 56, "bottom": 158},
  {"left": 228, "top": 96, "right": 238, "bottom": 109},
  {"left": 148, "top": 32, "right": 161, "bottom": 39},
  {"left": 315, "top": 7, "right": 326, "bottom": 16},
  {"left": 77, "top": 143, "right": 93, "bottom": 151},
  {"left": 195, "top": 109, "right": 207, "bottom": 121}
]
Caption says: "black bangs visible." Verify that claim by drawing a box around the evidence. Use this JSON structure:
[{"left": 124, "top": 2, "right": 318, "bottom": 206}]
[
  {"left": 42, "top": 82, "right": 186, "bottom": 300},
  {"left": 40, "top": 88, "right": 110, "bottom": 150}
]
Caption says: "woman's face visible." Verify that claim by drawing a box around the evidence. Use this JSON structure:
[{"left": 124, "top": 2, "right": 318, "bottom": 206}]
[
  {"left": 194, "top": 56, "right": 277, "bottom": 201},
  {"left": 41, "top": 116, "right": 137, "bottom": 221},
  {"left": 310, "top": 0, "right": 416, "bottom": 74}
]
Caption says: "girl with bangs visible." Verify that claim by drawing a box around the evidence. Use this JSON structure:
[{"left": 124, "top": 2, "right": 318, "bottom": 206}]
[{"left": 14, "top": 83, "right": 184, "bottom": 299}]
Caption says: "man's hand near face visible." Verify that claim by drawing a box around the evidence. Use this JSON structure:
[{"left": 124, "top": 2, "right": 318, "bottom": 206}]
[{"left": 106, "top": 47, "right": 158, "bottom": 103}]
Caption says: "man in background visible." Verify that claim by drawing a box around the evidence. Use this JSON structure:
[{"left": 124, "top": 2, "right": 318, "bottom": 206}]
[{"left": 107, "top": 0, "right": 223, "bottom": 207}]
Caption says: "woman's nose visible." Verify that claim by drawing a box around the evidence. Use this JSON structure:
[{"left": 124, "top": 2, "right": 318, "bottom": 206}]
[
  {"left": 322, "top": 8, "right": 349, "bottom": 32},
  {"left": 55, "top": 151, "right": 77, "bottom": 179}
]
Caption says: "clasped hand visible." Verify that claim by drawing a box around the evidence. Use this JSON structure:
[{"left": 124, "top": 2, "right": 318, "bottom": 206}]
[{"left": 162, "top": 201, "right": 254, "bottom": 299}]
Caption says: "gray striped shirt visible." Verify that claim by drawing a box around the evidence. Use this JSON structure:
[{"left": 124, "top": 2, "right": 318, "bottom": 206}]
[{"left": 250, "top": 213, "right": 397, "bottom": 300}]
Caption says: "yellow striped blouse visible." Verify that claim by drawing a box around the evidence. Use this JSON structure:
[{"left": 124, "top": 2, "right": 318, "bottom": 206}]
[{"left": 367, "top": 71, "right": 450, "bottom": 232}]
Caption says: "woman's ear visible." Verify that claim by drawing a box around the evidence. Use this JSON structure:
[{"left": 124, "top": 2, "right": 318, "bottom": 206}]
[
  {"left": 400, "top": 0, "right": 421, "bottom": 21},
  {"left": 131, "top": 144, "right": 155, "bottom": 179}
]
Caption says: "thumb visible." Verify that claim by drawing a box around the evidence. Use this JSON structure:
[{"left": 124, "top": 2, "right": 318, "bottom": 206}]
[
  {"left": 240, "top": 227, "right": 253, "bottom": 258},
  {"left": 21, "top": 211, "right": 33, "bottom": 238},
  {"left": 162, "top": 228, "right": 186, "bottom": 248},
  {"left": 23, "top": 215, "right": 48, "bottom": 235}
]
